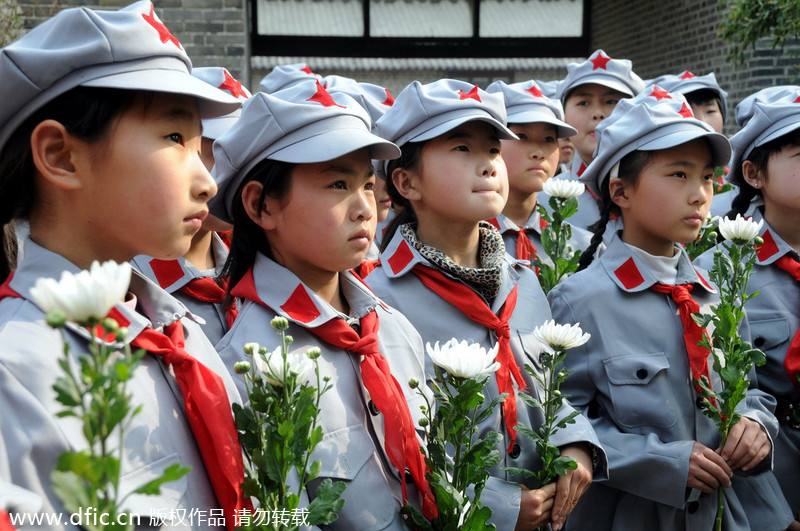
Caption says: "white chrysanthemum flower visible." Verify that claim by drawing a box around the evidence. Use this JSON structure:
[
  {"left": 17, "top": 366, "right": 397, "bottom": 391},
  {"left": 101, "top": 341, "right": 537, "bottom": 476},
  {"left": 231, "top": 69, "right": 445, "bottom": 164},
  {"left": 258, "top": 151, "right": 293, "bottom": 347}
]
[
  {"left": 717, "top": 214, "right": 763, "bottom": 245},
  {"left": 542, "top": 178, "right": 585, "bottom": 199},
  {"left": 30, "top": 260, "right": 131, "bottom": 326},
  {"left": 426, "top": 339, "right": 500, "bottom": 379},
  {"left": 254, "top": 345, "right": 315, "bottom": 388},
  {"left": 533, "top": 320, "right": 590, "bottom": 351}
]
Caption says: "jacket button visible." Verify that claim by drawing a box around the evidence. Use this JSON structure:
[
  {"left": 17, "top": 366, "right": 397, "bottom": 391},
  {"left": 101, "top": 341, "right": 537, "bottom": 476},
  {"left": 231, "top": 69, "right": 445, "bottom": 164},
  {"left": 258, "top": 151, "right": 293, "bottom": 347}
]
[
  {"left": 636, "top": 368, "right": 648, "bottom": 380},
  {"left": 368, "top": 400, "right": 380, "bottom": 416},
  {"left": 696, "top": 396, "right": 705, "bottom": 409},
  {"left": 509, "top": 443, "right": 521, "bottom": 459},
  {"left": 753, "top": 336, "right": 765, "bottom": 348},
  {"left": 687, "top": 501, "right": 699, "bottom": 514},
  {"left": 405, "top": 469, "right": 414, "bottom": 482}
]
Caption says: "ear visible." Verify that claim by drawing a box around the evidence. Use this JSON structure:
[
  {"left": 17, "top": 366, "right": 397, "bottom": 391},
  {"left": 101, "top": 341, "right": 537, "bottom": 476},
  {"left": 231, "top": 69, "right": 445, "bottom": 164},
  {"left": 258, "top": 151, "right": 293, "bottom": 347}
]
[
  {"left": 392, "top": 167, "right": 422, "bottom": 202},
  {"left": 608, "top": 177, "right": 630, "bottom": 209},
  {"left": 241, "top": 180, "right": 279, "bottom": 230},
  {"left": 30, "top": 119, "right": 82, "bottom": 190},
  {"left": 741, "top": 160, "right": 764, "bottom": 189}
]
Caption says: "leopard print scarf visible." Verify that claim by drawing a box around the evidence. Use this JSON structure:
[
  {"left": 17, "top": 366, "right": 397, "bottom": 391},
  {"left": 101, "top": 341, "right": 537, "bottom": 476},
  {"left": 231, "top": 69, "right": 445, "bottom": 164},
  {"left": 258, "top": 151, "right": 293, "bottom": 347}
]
[{"left": 400, "top": 221, "right": 506, "bottom": 301}]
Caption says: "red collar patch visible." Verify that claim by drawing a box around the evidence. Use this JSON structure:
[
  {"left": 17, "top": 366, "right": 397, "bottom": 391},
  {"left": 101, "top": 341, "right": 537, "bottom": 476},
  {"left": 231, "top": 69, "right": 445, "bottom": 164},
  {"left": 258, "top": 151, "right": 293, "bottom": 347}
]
[
  {"left": 387, "top": 239, "right": 415, "bottom": 274},
  {"left": 614, "top": 257, "right": 645, "bottom": 289},
  {"left": 280, "top": 284, "right": 322, "bottom": 324},
  {"left": 756, "top": 229, "right": 779, "bottom": 261},
  {"left": 149, "top": 258, "right": 185, "bottom": 288}
]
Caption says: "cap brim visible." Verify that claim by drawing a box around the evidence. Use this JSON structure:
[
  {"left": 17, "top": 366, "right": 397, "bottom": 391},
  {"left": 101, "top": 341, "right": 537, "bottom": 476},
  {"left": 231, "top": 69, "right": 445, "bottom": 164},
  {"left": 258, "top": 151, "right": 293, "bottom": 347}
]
[
  {"left": 728, "top": 116, "right": 800, "bottom": 184},
  {"left": 639, "top": 130, "right": 731, "bottom": 168},
  {"left": 269, "top": 126, "right": 401, "bottom": 163},
  {"left": 564, "top": 77, "right": 635, "bottom": 102},
  {"left": 506, "top": 110, "right": 577, "bottom": 138},
  {"left": 82, "top": 68, "right": 241, "bottom": 118},
  {"left": 406, "top": 115, "right": 517, "bottom": 145},
  {"left": 202, "top": 111, "right": 241, "bottom": 140}
]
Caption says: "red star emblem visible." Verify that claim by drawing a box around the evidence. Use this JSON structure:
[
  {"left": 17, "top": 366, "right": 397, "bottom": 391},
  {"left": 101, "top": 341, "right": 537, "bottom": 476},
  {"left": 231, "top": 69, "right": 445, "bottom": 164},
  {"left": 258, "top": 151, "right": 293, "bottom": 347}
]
[
  {"left": 678, "top": 103, "right": 694, "bottom": 118},
  {"left": 793, "top": 96, "right": 800, "bottom": 104},
  {"left": 649, "top": 87, "right": 672, "bottom": 101},
  {"left": 306, "top": 80, "right": 345, "bottom": 108},
  {"left": 381, "top": 88, "right": 394, "bottom": 106},
  {"left": 680, "top": 70, "right": 696, "bottom": 79},
  {"left": 300, "top": 65, "right": 315, "bottom": 75},
  {"left": 590, "top": 51, "right": 611, "bottom": 70},
  {"left": 526, "top": 83, "right": 543, "bottom": 98},
  {"left": 218, "top": 70, "right": 248, "bottom": 99},
  {"left": 142, "top": 4, "right": 181, "bottom": 50},
  {"left": 458, "top": 85, "right": 482, "bottom": 102}
]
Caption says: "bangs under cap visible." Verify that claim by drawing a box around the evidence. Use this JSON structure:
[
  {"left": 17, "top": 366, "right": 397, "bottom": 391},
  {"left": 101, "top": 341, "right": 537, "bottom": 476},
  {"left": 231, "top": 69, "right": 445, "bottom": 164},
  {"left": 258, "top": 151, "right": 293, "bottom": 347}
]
[
  {"left": 375, "top": 79, "right": 516, "bottom": 148},
  {"left": 727, "top": 85, "right": 800, "bottom": 185},
  {"left": 326, "top": 76, "right": 396, "bottom": 180},
  {"left": 259, "top": 62, "right": 323, "bottom": 93},
  {"left": 486, "top": 80, "right": 577, "bottom": 138},
  {"left": 556, "top": 49, "right": 645, "bottom": 105},
  {"left": 0, "top": 0, "right": 241, "bottom": 154},
  {"left": 192, "top": 67, "right": 251, "bottom": 140},
  {"left": 210, "top": 80, "right": 401, "bottom": 224},
  {"left": 646, "top": 71, "right": 728, "bottom": 121},
  {"left": 580, "top": 86, "right": 731, "bottom": 198}
]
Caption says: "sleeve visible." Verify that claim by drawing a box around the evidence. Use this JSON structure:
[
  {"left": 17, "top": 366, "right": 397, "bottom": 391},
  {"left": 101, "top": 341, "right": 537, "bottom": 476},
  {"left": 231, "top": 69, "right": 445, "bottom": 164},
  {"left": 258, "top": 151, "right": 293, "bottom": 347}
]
[{"left": 548, "top": 287, "right": 695, "bottom": 509}]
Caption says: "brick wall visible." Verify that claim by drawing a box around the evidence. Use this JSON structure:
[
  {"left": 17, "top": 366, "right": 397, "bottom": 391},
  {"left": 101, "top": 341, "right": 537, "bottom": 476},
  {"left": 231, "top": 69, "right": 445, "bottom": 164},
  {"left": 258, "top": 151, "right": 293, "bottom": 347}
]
[
  {"left": 591, "top": 0, "right": 800, "bottom": 134},
  {"left": 14, "top": 0, "right": 249, "bottom": 80}
]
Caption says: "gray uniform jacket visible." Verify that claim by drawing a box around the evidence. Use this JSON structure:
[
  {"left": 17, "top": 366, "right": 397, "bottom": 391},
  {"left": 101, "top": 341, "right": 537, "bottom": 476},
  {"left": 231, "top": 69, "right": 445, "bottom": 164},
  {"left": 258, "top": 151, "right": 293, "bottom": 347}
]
[
  {"left": 488, "top": 211, "right": 594, "bottom": 269},
  {"left": 0, "top": 237, "right": 242, "bottom": 530},
  {"left": 215, "top": 253, "right": 429, "bottom": 531},
  {"left": 549, "top": 233, "right": 791, "bottom": 531},
  {"left": 132, "top": 232, "right": 231, "bottom": 346},
  {"left": 696, "top": 207, "right": 800, "bottom": 518},
  {"left": 365, "top": 227, "right": 608, "bottom": 531}
]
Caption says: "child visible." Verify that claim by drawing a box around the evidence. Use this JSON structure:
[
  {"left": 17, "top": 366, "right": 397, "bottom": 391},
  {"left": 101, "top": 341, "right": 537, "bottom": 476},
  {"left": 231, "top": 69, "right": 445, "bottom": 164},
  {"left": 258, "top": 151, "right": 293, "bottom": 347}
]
[
  {"left": 132, "top": 66, "right": 251, "bottom": 346},
  {"left": 549, "top": 88, "right": 792, "bottom": 530},
  {"left": 0, "top": 2, "right": 249, "bottom": 529},
  {"left": 326, "top": 76, "right": 396, "bottom": 259},
  {"left": 485, "top": 79, "right": 593, "bottom": 269},
  {"left": 647, "top": 70, "right": 734, "bottom": 216},
  {"left": 696, "top": 86, "right": 800, "bottom": 529},
  {"left": 365, "top": 79, "right": 606, "bottom": 531},
  {"left": 210, "top": 80, "right": 438, "bottom": 529},
  {"left": 546, "top": 50, "right": 645, "bottom": 231},
  {"left": 259, "top": 62, "right": 322, "bottom": 93},
  {"left": 536, "top": 79, "right": 575, "bottom": 175}
]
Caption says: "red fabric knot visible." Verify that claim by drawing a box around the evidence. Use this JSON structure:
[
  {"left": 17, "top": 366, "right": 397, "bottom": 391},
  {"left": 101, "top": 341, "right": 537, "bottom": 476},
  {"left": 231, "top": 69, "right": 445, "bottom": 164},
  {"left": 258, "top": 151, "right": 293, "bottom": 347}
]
[
  {"left": 178, "top": 276, "right": 238, "bottom": 329},
  {"left": 515, "top": 229, "right": 540, "bottom": 274},
  {"left": 411, "top": 265, "right": 525, "bottom": 455},
  {"left": 772, "top": 255, "right": 800, "bottom": 392}
]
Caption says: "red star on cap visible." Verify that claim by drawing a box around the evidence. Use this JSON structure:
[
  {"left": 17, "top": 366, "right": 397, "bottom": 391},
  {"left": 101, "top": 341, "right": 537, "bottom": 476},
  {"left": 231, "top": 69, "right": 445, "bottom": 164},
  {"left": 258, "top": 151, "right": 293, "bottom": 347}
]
[
  {"left": 678, "top": 103, "right": 694, "bottom": 118},
  {"left": 458, "top": 85, "right": 482, "bottom": 102},
  {"left": 649, "top": 87, "right": 672, "bottom": 101},
  {"left": 142, "top": 4, "right": 181, "bottom": 49},
  {"left": 306, "top": 80, "right": 345, "bottom": 108},
  {"left": 794, "top": 95, "right": 800, "bottom": 103},
  {"left": 590, "top": 51, "right": 611, "bottom": 70},
  {"left": 680, "top": 70, "right": 696, "bottom": 79},
  {"left": 526, "top": 84, "right": 543, "bottom": 97},
  {"left": 381, "top": 88, "right": 395, "bottom": 106},
  {"left": 218, "top": 70, "right": 248, "bottom": 99},
  {"left": 300, "top": 65, "right": 315, "bottom": 75}
]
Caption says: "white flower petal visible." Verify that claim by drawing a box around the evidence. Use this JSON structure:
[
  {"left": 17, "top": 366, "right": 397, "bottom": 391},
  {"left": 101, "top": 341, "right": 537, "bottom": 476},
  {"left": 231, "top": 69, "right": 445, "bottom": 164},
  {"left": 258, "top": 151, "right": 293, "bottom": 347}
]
[
  {"left": 533, "top": 320, "right": 590, "bottom": 351},
  {"left": 426, "top": 338, "right": 500, "bottom": 379},
  {"left": 717, "top": 214, "right": 763, "bottom": 244},
  {"left": 255, "top": 346, "right": 315, "bottom": 387},
  {"left": 542, "top": 178, "right": 585, "bottom": 199}
]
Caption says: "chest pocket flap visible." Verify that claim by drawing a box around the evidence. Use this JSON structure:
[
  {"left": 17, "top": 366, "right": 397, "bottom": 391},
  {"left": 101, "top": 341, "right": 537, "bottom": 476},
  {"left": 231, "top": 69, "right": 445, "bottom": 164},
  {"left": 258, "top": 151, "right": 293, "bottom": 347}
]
[
  {"left": 603, "top": 352, "right": 670, "bottom": 385},
  {"left": 310, "top": 424, "right": 375, "bottom": 480},
  {"left": 750, "top": 318, "right": 791, "bottom": 352}
]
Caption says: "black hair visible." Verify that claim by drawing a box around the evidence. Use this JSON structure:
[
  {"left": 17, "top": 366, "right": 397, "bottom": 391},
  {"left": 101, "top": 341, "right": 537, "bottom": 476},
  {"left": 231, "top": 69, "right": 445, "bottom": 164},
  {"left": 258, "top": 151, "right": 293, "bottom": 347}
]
[
  {"left": 379, "top": 140, "right": 426, "bottom": 253},
  {"left": 0, "top": 87, "right": 143, "bottom": 282},
  {"left": 726, "top": 127, "right": 800, "bottom": 219},
  {"left": 577, "top": 150, "right": 655, "bottom": 271},
  {"left": 220, "top": 158, "right": 295, "bottom": 309},
  {"left": 684, "top": 88, "right": 725, "bottom": 124}
]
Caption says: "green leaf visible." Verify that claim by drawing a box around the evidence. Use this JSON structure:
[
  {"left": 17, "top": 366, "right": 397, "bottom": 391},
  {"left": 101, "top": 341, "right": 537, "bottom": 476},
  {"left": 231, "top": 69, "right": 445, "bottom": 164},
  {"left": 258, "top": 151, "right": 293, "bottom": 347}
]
[
  {"left": 306, "top": 478, "right": 346, "bottom": 525},
  {"left": 133, "top": 463, "right": 191, "bottom": 495}
]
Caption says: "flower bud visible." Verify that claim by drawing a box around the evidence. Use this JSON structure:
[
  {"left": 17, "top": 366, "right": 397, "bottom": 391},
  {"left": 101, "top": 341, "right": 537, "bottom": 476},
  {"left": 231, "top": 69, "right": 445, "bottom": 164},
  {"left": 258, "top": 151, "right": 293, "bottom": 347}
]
[
  {"left": 418, "top": 418, "right": 429, "bottom": 427},
  {"left": 243, "top": 342, "right": 260, "bottom": 355},
  {"left": 234, "top": 361, "right": 251, "bottom": 374},
  {"left": 115, "top": 327, "right": 129, "bottom": 342},
  {"left": 714, "top": 249, "right": 723, "bottom": 258},
  {"left": 285, "top": 335, "right": 294, "bottom": 346},
  {"left": 306, "top": 347, "right": 322, "bottom": 360},
  {"left": 102, "top": 318, "right": 119, "bottom": 333},
  {"left": 45, "top": 309, "right": 68, "bottom": 328},
  {"left": 270, "top": 316, "right": 289, "bottom": 331},
  {"left": 408, "top": 378, "right": 420, "bottom": 389},
  {"left": 753, "top": 236, "right": 764, "bottom": 246}
]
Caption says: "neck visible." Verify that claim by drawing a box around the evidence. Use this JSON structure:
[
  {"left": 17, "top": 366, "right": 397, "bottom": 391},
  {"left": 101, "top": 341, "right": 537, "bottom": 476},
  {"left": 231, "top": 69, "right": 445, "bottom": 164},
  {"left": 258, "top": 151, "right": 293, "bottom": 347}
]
[
  {"left": 293, "top": 266, "right": 349, "bottom": 315},
  {"left": 763, "top": 203, "right": 800, "bottom": 250},
  {"left": 415, "top": 214, "right": 482, "bottom": 269},
  {"left": 183, "top": 229, "right": 216, "bottom": 270},
  {"left": 503, "top": 191, "right": 538, "bottom": 228}
]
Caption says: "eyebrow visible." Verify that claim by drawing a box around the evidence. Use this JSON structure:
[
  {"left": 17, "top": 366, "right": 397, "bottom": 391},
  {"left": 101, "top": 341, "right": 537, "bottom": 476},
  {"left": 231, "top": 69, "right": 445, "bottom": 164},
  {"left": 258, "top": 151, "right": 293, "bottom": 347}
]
[
  {"left": 664, "top": 159, "right": 715, "bottom": 170},
  {"left": 445, "top": 129, "right": 500, "bottom": 143}
]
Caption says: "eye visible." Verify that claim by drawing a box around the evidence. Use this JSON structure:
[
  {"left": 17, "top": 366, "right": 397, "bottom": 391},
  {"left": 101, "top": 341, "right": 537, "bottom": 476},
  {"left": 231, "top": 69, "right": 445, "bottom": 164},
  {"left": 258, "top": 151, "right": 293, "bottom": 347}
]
[
  {"left": 329, "top": 180, "right": 347, "bottom": 190},
  {"left": 576, "top": 100, "right": 589, "bottom": 107},
  {"left": 671, "top": 171, "right": 687, "bottom": 179},
  {"left": 703, "top": 172, "right": 715, "bottom": 182},
  {"left": 167, "top": 132, "right": 183, "bottom": 144},
  {"left": 515, "top": 133, "right": 528, "bottom": 140},
  {"left": 606, "top": 98, "right": 620, "bottom": 106},
  {"left": 364, "top": 180, "right": 375, "bottom": 191},
  {"left": 544, "top": 135, "right": 557, "bottom": 143},
  {"left": 454, "top": 145, "right": 469, "bottom": 152}
]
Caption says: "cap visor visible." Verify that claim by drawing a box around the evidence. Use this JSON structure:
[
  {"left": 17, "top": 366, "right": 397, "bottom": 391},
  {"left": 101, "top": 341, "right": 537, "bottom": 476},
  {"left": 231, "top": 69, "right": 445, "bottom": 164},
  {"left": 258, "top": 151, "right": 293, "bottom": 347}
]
[
  {"left": 270, "top": 127, "right": 400, "bottom": 163},
  {"left": 82, "top": 68, "right": 241, "bottom": 118},
  {"left": 506, "top": 110, "right": 577, "bottom": 138},
  {"left": 410, "top": 115, "right": 517, "bottom": 144},
  {"left": 639, "top": 130, "right": 731, "bottom": 167}
]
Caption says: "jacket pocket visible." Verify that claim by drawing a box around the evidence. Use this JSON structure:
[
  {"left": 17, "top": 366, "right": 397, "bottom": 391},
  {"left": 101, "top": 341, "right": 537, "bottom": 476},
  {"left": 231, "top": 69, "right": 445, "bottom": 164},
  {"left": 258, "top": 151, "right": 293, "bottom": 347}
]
[
  {"left": 750, "top": 318, "right": 791, "bottom": 352},
  {"left": 119, "top": 453, "right": 188, "bottom": 527},
  {"left": 602, "top": 352, "right": 678, "bottom": 429}
]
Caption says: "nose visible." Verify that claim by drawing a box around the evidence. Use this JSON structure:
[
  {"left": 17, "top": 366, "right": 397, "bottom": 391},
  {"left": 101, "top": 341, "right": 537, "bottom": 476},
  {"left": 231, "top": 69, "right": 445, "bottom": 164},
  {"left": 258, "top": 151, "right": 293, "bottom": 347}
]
[
  {"left": 481, "top": 155, "right": 500, "bottom": 177},
  {"left": 592, "top": 104, "right": 606, "bottom": 121},
  {"left": 192, "top": 154, "right": 218, "bottom": 201},
  {"left": 689, "top": 180, "right": 710, "bottom": 206},
  {"left": 352, "top": 187, "right": 375, "bottom": 221}
]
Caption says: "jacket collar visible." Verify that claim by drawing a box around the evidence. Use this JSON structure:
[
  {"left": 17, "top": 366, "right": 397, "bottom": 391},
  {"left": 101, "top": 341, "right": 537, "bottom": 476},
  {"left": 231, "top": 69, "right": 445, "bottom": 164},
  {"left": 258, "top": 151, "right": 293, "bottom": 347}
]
[
  {"left": 600, "top": 232, "right": 716, "bottom": 293},
  {"left": 750, "top": 208, "right": 799, "bottom": 266},
  {"left": 131, "top": 233, "right": 230, "bottom": 292},
  {"left": 487, "top": 211, "right": 547, "bottom": 235}
]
